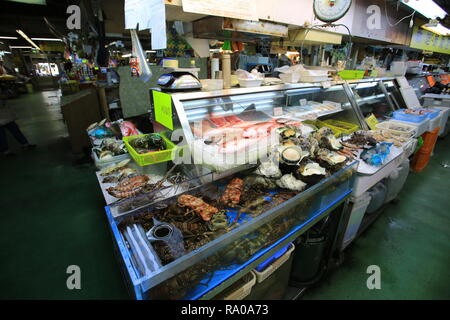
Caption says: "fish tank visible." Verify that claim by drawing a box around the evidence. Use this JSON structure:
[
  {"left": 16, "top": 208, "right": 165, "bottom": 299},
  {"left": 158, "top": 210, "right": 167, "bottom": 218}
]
[{"left": 106, "top": 160, "right": 357, "bottom": 299}]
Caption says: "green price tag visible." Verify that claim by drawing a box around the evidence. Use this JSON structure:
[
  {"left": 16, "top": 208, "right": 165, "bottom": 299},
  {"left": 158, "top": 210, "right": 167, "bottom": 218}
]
[{"left": 153, "top": 91, "right": 173, "bottom": 130}]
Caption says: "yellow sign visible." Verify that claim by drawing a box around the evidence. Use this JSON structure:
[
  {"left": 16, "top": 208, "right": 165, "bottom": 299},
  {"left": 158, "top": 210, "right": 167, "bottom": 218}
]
[
  {"left": 410, "top": 26, "right": 450, "bottom": 55},
  {"left": 365, "top": 114, "right": 379, "bottom": 130},
  {"left": 153, "top": 91, "right": 173, "bottom": 130}
]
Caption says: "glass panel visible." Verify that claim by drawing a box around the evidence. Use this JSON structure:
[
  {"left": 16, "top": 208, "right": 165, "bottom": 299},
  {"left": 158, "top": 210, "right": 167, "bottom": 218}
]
[
  {"left": 349, "top": 82, "right": 392, "bottom": 121},
  {"left": 407, "top": 76, "right": 430, "bottom": 100},
  {"left": 108, "top": 162, "right": 357, "bottom": 299}
]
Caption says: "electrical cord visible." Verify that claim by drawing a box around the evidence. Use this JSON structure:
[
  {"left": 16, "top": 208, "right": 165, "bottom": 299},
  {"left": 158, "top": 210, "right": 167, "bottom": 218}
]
[
  {"left": 384, "top": 0, "right": 415, "bottom": 27},
  {"left": 299, "top": 23, "right": 353, "bottom": 67}
]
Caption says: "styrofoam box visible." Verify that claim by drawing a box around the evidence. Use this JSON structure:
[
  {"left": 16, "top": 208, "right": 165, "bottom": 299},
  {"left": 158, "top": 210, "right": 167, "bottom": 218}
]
[
  {"left": 279, "top": 72, "right": 300, "bottom": 83},
  {"left": 216, "top": 272, "right": 257, "bottom": 300},
  {"left": 341, "top": 193, "right": 372, "bottom": 250},
  {"left": 375, "top": 120, "right": 417, "bottom": 138},
  {"left": 433, "top": 107, "right": 450, "bottom": 136},
  {"left": 92, "top": 150, "right": 130, "bottom": 170},
  {"left": 299, "top": 75, "right": 329, "bottom": 83},
  {"left": 392, "top": 118, "right": 430, "bottom": 138},
  {"left": 253, "top": 243, "right": 295, "bottom": 283},
  {"left": 428, "top": 114, "right": 441, "bottom": 132}
]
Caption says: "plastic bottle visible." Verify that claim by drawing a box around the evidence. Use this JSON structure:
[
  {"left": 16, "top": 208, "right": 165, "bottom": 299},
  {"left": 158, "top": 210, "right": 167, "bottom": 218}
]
[{"left": 222, "top": 54, "right": 231, "bottom": 89}]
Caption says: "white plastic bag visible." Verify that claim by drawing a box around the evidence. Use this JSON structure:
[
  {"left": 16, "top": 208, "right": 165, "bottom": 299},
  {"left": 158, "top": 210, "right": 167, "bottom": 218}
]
[
  {"left": 130, "top": 29, "right": 152, "bottom": 82},
  {"left": 235, "top": 69, "right": 264, "bottom": 80}
]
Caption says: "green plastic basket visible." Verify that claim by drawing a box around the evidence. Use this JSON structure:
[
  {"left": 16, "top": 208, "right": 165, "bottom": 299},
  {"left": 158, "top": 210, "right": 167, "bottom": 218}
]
[
  {"left": 123, "top": 133, "right": 177, "bottom": 166},
  {"left": 338, "top": 70, "right": 365, "bottom": 80},
  {"left": 319, "top": 119, "right": 360, "bottom": 137}
]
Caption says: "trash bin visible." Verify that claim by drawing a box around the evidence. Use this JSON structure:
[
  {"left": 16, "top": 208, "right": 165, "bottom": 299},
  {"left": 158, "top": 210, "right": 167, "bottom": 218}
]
[{"left": 290, "top": 223, "right": 329, "bottom": 286}]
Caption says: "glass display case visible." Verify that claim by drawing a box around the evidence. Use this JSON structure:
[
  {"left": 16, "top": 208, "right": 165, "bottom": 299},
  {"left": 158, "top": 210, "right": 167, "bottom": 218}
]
[
  {"left": 104, "top": 82, "right": 369, "bottom": 300},
  {"left": 347, "top": 79, "right": 396, "bottom": 123},
  {"left": 407, "top": 75, "right": 430, "bottom": 100}
]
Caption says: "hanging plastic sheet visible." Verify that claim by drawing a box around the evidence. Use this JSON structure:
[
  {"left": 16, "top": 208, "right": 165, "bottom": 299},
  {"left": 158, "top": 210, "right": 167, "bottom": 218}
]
[{"left": 130, "top": 29, "right": 152, "bottom": 82}]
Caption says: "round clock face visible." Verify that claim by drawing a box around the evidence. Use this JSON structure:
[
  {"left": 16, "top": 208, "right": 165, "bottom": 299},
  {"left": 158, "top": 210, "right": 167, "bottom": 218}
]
[{"left": 313, "top": 0, "right": 352, "bottom": 22}]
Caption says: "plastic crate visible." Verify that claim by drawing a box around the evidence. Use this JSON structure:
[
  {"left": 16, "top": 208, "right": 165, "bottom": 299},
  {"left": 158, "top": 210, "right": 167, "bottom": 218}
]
[
  {"left": 123, "top": 133, "right": 177, "bottom": 166},
  {"left": 253, "top": 243, "right": 295, "bottom": 283},
  {"left": 411, "top": 148, "right": 432, "bottom": 172},
  {"left": 428, "top": 116, "right": 441, "bottom": 132},
  {"left": 338, "top": 70, "right": 365, "bottom": 80},
  {"left": 412, "top": 108, "right": 440, "bottom": 120},
  {"left": 393, "top": 109, "right": 429, "bottom": 123},
  {"left": 92, "top": 150, "right": 130, "bottom": 170},
  {"left": 420, "top": 127, "right": 440, "bottom": 154},
  {"left": 320, "top": 119, "right": 360, "bottom": 137},
  {"left": 213, "top": 272, "right": 257, "bottom": 300},
  {"left": 255, "top": 244, "right": 290, "bottom": 272},
  {"left": 375, "top": 120, "right": 417, "bottom": 139}
]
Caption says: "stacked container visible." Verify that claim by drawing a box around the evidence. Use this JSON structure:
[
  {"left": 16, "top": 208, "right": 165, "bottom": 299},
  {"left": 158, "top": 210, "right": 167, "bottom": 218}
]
[{"left": 411, "top": 127, "right": 440, "bottom": 172}]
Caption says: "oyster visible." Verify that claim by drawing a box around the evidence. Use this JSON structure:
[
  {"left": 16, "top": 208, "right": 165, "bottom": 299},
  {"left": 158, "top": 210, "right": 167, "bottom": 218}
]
[
  {"left": 280, "top": 127, "right": 297, "bottom": 139},
  {"left": 255, "top": 161, "right": 282, "bottom": 179},
  {"left": 307, "top": 136, "right": 319, "bottom": 157},
  {"left": 316, "top": 148, "right": 347, "bottom": 172},
  {"left": 314, "top": 127, "right": 342, "bottom": 151},
  {"left": 276, "top": 174, "right": 307, "bottom": 191}
]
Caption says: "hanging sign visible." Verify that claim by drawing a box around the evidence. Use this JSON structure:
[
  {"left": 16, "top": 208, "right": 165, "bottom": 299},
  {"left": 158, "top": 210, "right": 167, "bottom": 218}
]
[
  {"left": 181, "top": 0, "right": 258, "bottom": 21},
  {"left": 410, "top": 26, "right": 450, "bottom": 55},
  {"left": 153, "top": 90, "right": 173, "bottom": 130}
]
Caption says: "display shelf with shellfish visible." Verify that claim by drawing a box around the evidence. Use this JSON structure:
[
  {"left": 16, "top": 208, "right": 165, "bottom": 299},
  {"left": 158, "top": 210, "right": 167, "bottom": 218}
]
[{"left": 105, "top": 160, "right": 357, "bottom": 300}]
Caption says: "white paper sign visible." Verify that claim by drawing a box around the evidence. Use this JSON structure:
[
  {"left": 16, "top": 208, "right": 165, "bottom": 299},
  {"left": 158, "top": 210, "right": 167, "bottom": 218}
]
[
  {"left": 182, "top": 0, "right": 258, "bottom": 21},
  {"left": 300, "top": 99, "right": 307, "bottom": 106},
  {"left": 125, "top": 0, "right": 167, "bottom": 49}
]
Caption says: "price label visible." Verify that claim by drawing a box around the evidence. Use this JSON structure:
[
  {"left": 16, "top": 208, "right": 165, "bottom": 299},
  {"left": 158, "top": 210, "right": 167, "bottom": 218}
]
[
  {"left": 321, "top": 81, "right": 331, "bottom": 88},
  {"left": 273, "top": 107, "right": 283, "bottom": 116},
  {"left": 153, "top": 91, "right": 173, "bottom": 130},
  {"left": 300, "top": 99, "right": 307, "bottom": 106},
  {"left": 365, "top": 113, "right": 379, "bottom": 130}
]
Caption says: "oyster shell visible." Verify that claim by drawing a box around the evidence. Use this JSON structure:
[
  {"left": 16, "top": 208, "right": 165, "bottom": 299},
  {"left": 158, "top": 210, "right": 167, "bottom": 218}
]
[
  {"left": 276, "top": 174, "right": 307, "bottom": 191},
  {"left": 316, "top": 148, "right": 347, "bottom": 172},
  {"left": 314, "top": 126, "right": 342, "bottom": 150},
  {"left": 296, "top": 160, "right": 327, "bottom": 185},
  {"left": 255, "top": 161, "right": 282, "bottom": 179},
  {"left": 244, "top": 175, "right": 277, "bottom": 189}
]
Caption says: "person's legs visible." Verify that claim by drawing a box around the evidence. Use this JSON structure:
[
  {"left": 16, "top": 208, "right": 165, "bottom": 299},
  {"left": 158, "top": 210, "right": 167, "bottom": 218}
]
[
  {"left": 4, "top": 121, "right": 29, "bottom": 145},
  {"left": 0, "top": 124, "right": 8, "bottom": 154}
]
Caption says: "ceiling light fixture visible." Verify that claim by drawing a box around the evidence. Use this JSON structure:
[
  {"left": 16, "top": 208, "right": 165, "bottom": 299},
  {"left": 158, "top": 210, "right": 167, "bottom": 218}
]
[
  {"left": 401, "top": 0, "right": 447, "bottom": 20},
  {"left": 16, "top": 29, "right": 41, "bottom": 51},
  {"left": 421, "top": 22, "right": 450, "bottom": 36},
  {"left": 0, "top": 36, "right": 18, "bottom": 40}
]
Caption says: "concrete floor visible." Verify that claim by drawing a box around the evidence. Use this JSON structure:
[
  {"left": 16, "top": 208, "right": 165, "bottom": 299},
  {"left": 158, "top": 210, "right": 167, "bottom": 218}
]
[{"left": 0, "top": 90, "right": 449, "bottom": 299}]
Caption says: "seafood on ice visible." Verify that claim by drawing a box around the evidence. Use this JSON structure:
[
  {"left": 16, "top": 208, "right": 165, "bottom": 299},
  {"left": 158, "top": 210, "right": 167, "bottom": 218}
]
[
  {"left": 221, "top": 178, "right": 244, "bottom": 207},
  {"left": 192, "top": 115, "right": 303, "bottom": 154},
  {"left": 107, "top": 175, "right": 150, "bottom": 198},
  {"left": 177, "top": 195, "right": 219, "bottom": 221}
]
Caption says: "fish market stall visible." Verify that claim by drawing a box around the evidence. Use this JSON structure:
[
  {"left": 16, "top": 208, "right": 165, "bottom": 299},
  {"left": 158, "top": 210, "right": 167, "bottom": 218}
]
[
  {"left": 96, "top": 82, "right": 369, "bottom": 300},
  {"left": 97, "top": 78, "right": 419, "bottom": 299}
]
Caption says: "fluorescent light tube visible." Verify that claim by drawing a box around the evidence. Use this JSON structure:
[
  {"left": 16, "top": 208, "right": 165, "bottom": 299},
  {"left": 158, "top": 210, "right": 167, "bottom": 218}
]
[
  {"left": 9, "top": 46, "right": 32, "bottom": 49},
  {"left": 401, "top": 0, "right": 447, "bottom": 20},
  {"left": 421, "top": 22, "right": 450, "bottom": 36},
  {"left": 0, "top": 36, "right": 18, "bottom": 39},
  {"left": 30, "top": 38, "right": 63, "bottom": 41},
  {"left": 16, "top": 29, "right": 41, "bottom": 51}
]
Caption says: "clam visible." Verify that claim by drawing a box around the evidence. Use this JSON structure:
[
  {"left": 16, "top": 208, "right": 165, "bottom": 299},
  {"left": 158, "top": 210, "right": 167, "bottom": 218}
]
[
  {"left": 276, "top": 174, "right": 307, "bottom": 191},
  {"left": 280, "top": 127, "right": 297, "bottom": 140},
  {"left": 99, "top": 150, "right": 114, "bottom": 160}
]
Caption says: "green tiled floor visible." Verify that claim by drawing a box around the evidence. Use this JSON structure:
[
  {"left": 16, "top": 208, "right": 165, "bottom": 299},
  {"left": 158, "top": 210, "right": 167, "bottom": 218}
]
[{"left": 0, "top": 91, "right": 448, "bottom": 299}]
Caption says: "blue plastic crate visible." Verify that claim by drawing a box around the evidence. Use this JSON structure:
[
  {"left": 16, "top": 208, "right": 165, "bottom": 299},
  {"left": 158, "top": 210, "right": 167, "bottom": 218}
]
[
  {"left": 412, "top": 108, "right": 440, "bottom": 119},
  {"left": 392, "top": 109, "right": 428, "bottom": 123},
  {"left": 254, "top": 244, "right": 291, "bottom": 272}
]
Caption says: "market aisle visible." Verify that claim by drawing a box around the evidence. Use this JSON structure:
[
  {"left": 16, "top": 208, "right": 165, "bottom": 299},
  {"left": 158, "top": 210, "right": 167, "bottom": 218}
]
[
  {"left": 302, "top": 134, "right": 450, "bottom": 300},
  {"left": 0, "top": 91, "right": 128, "bottom": 299}
]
